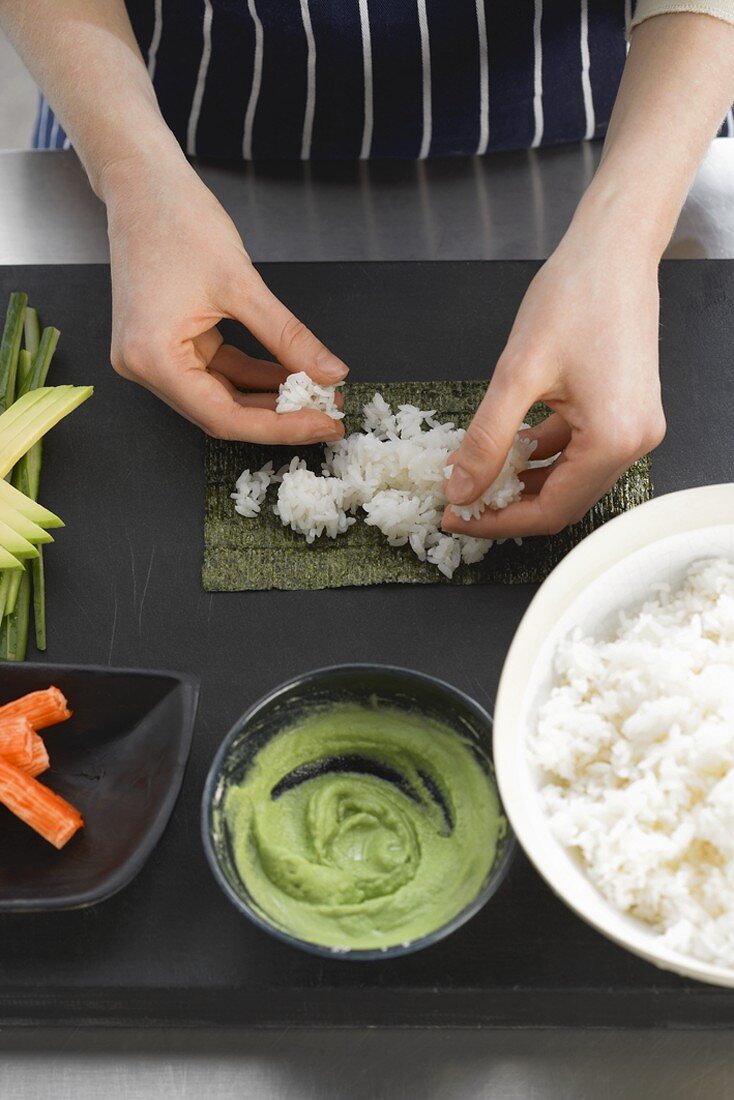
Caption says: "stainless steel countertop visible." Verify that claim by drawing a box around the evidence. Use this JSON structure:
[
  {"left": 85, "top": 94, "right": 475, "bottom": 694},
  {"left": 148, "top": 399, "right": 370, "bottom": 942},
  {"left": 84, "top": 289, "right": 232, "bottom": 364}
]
[
  {"left": 0, "top": 140, "right": 733, "bottom": 1100},
  {"left": 0, "top": 1026, "right": 733, "bottom": 1100},
  {"left": 1, "top": 139, "right": 733, "bottom": 264}
]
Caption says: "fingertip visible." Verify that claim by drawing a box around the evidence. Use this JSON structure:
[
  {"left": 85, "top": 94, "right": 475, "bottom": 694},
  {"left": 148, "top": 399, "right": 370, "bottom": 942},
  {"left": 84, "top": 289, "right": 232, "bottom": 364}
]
[
  {"left": 440, "top": 508, "right": 463, "bottom": 534},
  {"left": 321, "top": 421, "right": 346, "bottom": 443},
  {"left": 309, "top": 408, "right": 345, "bottom": 436},
  {"left": 281, "top": 409, "right": 345, "bottom": 444},
  {"left": 312, "top": 351, "right": 349, "bottom": 385},
  {"left": 445, "top": 464, "right": 476, "bottom": 505}
]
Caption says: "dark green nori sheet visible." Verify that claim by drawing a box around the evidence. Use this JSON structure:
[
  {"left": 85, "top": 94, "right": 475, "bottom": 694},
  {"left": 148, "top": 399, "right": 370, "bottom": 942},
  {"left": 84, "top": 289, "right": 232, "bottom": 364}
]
[{"left": 203, "top": 381, "right": 652, "bottom": 591}]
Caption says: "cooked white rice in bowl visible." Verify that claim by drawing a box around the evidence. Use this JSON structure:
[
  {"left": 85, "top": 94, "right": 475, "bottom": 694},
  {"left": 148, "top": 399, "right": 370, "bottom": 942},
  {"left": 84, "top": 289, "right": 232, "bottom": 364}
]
[
  {"left": 529, "top": 556, "right": 734, "bottom": 968},
  {"left": 492, "top": 494, "right": 734, "bottom": 987}
]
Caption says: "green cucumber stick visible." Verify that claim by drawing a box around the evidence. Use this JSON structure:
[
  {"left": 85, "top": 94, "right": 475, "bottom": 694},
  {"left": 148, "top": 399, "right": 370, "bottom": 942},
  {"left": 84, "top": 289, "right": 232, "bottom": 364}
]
[
  {"left": 31, "top": 551, "right": 46, "bottom": 650},
  {"left": 15, "top": 326, "right": 59, "bottom": 503},
  {"left": 24, "top": 439, "right": 43, "bottom": 502},
  {"left": 18, "top": 326, "right": 60, "bottom": 398},
  {"left": 26, "top": 434, "right": 45, "bottom": 643},
  {"left": 18, "top": 321, "right": 56, "bottom": 652},
  {"left": 24, "top": 307, "right": 40, "bottom": 358},
  {"left": 0, "top": 572, "right": 9, "bottom": 623},
  {"left": 4, "top": 565, "right": 30, "bottom": 661},
  {"left": 17, "top": 350, "right": 33, "bottom": 392},
  {"left": 4, "top": 569, "right": 22, "bottom": 617},
  {"left": 0, "top": 292, "right": 27, "bottom": 412},
  {"left": 11, "top": 436, "right": 33, "bottom": 500}
]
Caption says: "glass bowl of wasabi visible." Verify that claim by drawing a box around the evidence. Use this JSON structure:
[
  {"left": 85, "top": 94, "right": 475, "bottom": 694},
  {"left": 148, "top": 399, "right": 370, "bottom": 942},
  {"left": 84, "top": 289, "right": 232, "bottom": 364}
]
[{"left": 202, "top": 664, "right": 515, "bottom": 959}]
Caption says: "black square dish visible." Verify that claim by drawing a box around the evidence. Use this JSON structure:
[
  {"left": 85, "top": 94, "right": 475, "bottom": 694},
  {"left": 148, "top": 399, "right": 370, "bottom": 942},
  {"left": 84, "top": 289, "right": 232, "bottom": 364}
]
[{"left": 0, "top": 663, "right": 198, "bottom": 911}]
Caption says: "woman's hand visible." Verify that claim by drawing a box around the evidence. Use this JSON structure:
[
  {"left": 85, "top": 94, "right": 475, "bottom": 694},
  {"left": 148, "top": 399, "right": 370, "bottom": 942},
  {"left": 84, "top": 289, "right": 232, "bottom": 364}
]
[
  {"left": 103, "top": 152, "right": 348, "bottom": 443},
  {"left": 443, "top": 7, "right": 734, "bottom": 541},
  {"left": 442, "top": 212, "right": 666, "bottom": 540}
]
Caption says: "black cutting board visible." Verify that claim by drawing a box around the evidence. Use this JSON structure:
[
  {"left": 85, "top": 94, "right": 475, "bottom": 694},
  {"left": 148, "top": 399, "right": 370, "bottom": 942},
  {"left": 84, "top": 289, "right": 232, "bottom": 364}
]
[{"left": 0, "top": 261, "right": 732, "bottom": 1029}]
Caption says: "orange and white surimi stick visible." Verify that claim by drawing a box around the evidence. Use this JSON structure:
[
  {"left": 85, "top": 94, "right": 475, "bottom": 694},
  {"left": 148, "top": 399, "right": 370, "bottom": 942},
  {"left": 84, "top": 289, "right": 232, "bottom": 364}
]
[
  {"left": 0, "top": 686, "right": 72, "bottom": 730},
  {"left": 0, "top": 757, "right": 83, "bottom": 848},
  {"left": 0, "top": 717, "right": 33, "bottom": 769},
  {"left": 26, "top": 732, "right": 50, "bottom": 778},
  {"left": 0, "top": 723, "right": 52, "bottom": 776}
]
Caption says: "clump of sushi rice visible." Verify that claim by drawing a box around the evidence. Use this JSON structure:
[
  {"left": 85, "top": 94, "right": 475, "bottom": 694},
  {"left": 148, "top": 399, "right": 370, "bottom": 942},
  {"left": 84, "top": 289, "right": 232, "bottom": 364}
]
[
  {"left": 276, "top": 371, "right": 344, "bottom": 420},
  {"left": 233, "top": 388, "right": 537, "bottom": 578},
  {"left": 273, "top": 459, "right": 356, "bottom": 543},
  {"left": 231, "top": 461, "right": 276, "bottom": 518}
]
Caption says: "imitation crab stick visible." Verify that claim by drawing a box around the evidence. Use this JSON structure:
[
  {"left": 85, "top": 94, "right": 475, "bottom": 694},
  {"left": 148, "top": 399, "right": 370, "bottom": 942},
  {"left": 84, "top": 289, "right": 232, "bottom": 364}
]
[
  {"left": 0, "top": 756, "right": 82, "bottom": 848},
  {"left": 0, "top": 717, "right": 33, "bottom": 769},
  {"left": 0, "top": 685, "right": 71, "bottom": 730},
  {"left": 26, "top": 732, "right": 50, "bottom": 778}
]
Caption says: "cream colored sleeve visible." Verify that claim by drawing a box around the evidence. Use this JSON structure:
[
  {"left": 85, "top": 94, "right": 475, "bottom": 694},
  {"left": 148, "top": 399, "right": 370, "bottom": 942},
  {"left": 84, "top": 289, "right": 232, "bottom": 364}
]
[{"left": 631, "top": 0, "right": 734, "bottom": 31}]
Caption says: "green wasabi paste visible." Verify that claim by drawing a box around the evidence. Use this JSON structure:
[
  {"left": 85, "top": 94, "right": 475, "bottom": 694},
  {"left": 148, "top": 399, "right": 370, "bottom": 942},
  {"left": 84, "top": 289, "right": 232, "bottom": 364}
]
[{"left": 223, "top": 702, "right": 504, "bottom": 950}]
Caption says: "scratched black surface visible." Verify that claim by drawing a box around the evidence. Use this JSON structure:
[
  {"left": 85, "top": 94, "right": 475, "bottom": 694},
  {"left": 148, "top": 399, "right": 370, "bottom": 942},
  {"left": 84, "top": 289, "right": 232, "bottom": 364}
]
[{"left": 0, "top": 261, "right": 732, "bottom": 1028}]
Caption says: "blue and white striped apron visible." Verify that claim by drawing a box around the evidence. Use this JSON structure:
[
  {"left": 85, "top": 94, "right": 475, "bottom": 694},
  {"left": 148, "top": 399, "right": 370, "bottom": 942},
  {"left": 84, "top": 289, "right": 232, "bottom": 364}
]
[{"left": 35, "top": 0, "right": 734, "bottom": 159}]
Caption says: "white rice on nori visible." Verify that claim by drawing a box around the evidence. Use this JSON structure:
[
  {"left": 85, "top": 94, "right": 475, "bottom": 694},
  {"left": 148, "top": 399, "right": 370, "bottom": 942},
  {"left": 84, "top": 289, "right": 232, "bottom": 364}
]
[
  {"left": 530, "top": 557, "right": 734, "bottom": 966},
  {"left": 234, "top": 387, "right": 537, "bottom": 578},
  {"left": 231, "top": 461, "right": 276, "bottom": 518}
]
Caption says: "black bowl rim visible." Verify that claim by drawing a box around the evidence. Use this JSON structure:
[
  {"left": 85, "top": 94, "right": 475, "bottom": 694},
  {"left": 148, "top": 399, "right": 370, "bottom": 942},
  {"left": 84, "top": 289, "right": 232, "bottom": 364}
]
[
  {"left": 201, "top": 662, "right": 517, "bottom": 961},
  {"left": 0, "top": 661, "right": 200, "bottom": 912}
]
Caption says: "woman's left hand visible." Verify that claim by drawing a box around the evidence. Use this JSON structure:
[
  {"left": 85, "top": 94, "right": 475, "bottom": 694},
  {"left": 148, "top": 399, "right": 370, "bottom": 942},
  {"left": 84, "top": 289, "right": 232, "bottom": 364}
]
[{"left": 441, "top": 213, "right": 667, "bottom": 540}]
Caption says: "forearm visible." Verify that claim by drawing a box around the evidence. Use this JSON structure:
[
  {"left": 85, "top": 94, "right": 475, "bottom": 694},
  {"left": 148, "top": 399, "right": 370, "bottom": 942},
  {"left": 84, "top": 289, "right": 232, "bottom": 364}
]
[
  {"left": 574, "top": 12, "right": 734, "bottom": 257},
  {"left": 0, "top": 0, "right": 185, "bottom": 196}
]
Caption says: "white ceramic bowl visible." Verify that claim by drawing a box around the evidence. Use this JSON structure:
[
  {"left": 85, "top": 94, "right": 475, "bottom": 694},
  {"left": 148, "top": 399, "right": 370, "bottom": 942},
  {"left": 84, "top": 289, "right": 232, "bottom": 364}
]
[{"left": 493, "top": 484, "right": 734, "bottom": 987}]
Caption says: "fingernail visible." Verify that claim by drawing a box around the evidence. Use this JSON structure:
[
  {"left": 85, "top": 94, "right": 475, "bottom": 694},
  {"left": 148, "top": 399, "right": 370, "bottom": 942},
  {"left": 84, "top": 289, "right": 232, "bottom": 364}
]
[
  {"left": 446, "top": 465, "right": 475, "bottom": 504},
  {"left": 316, "top": 352, "right": 348, "bottom": 382}
]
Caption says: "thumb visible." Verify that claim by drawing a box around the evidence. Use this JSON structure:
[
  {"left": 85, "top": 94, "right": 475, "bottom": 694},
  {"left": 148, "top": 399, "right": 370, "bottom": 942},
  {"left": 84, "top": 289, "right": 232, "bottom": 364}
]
[
  {"left": 447, "top": 369, "right": 533, "bottom": 506},
  {"left": 232, "top": 268, "right": 349, "bottom": 386}
]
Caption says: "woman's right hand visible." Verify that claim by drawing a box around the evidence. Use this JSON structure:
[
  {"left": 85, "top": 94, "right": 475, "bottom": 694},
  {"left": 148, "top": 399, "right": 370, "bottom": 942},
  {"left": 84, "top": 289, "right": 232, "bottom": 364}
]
[{"left": 101, "top": 151, "right": 348, "bottom": 443}]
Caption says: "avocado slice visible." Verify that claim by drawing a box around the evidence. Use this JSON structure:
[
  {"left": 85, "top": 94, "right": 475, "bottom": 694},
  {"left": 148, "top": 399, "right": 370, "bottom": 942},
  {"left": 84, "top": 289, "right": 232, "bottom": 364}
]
[
  {"left": 0, "top": 516, "right": 38, "bottom": 559},
  {"left": 0, "top": 499, "right": 52, "bottom": 545},
  {"left": 0, "top": 475, "right": 63, "bottom": 528},
  {"left": 0, "top": 546, "right": 23, "bottom": 571}
]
